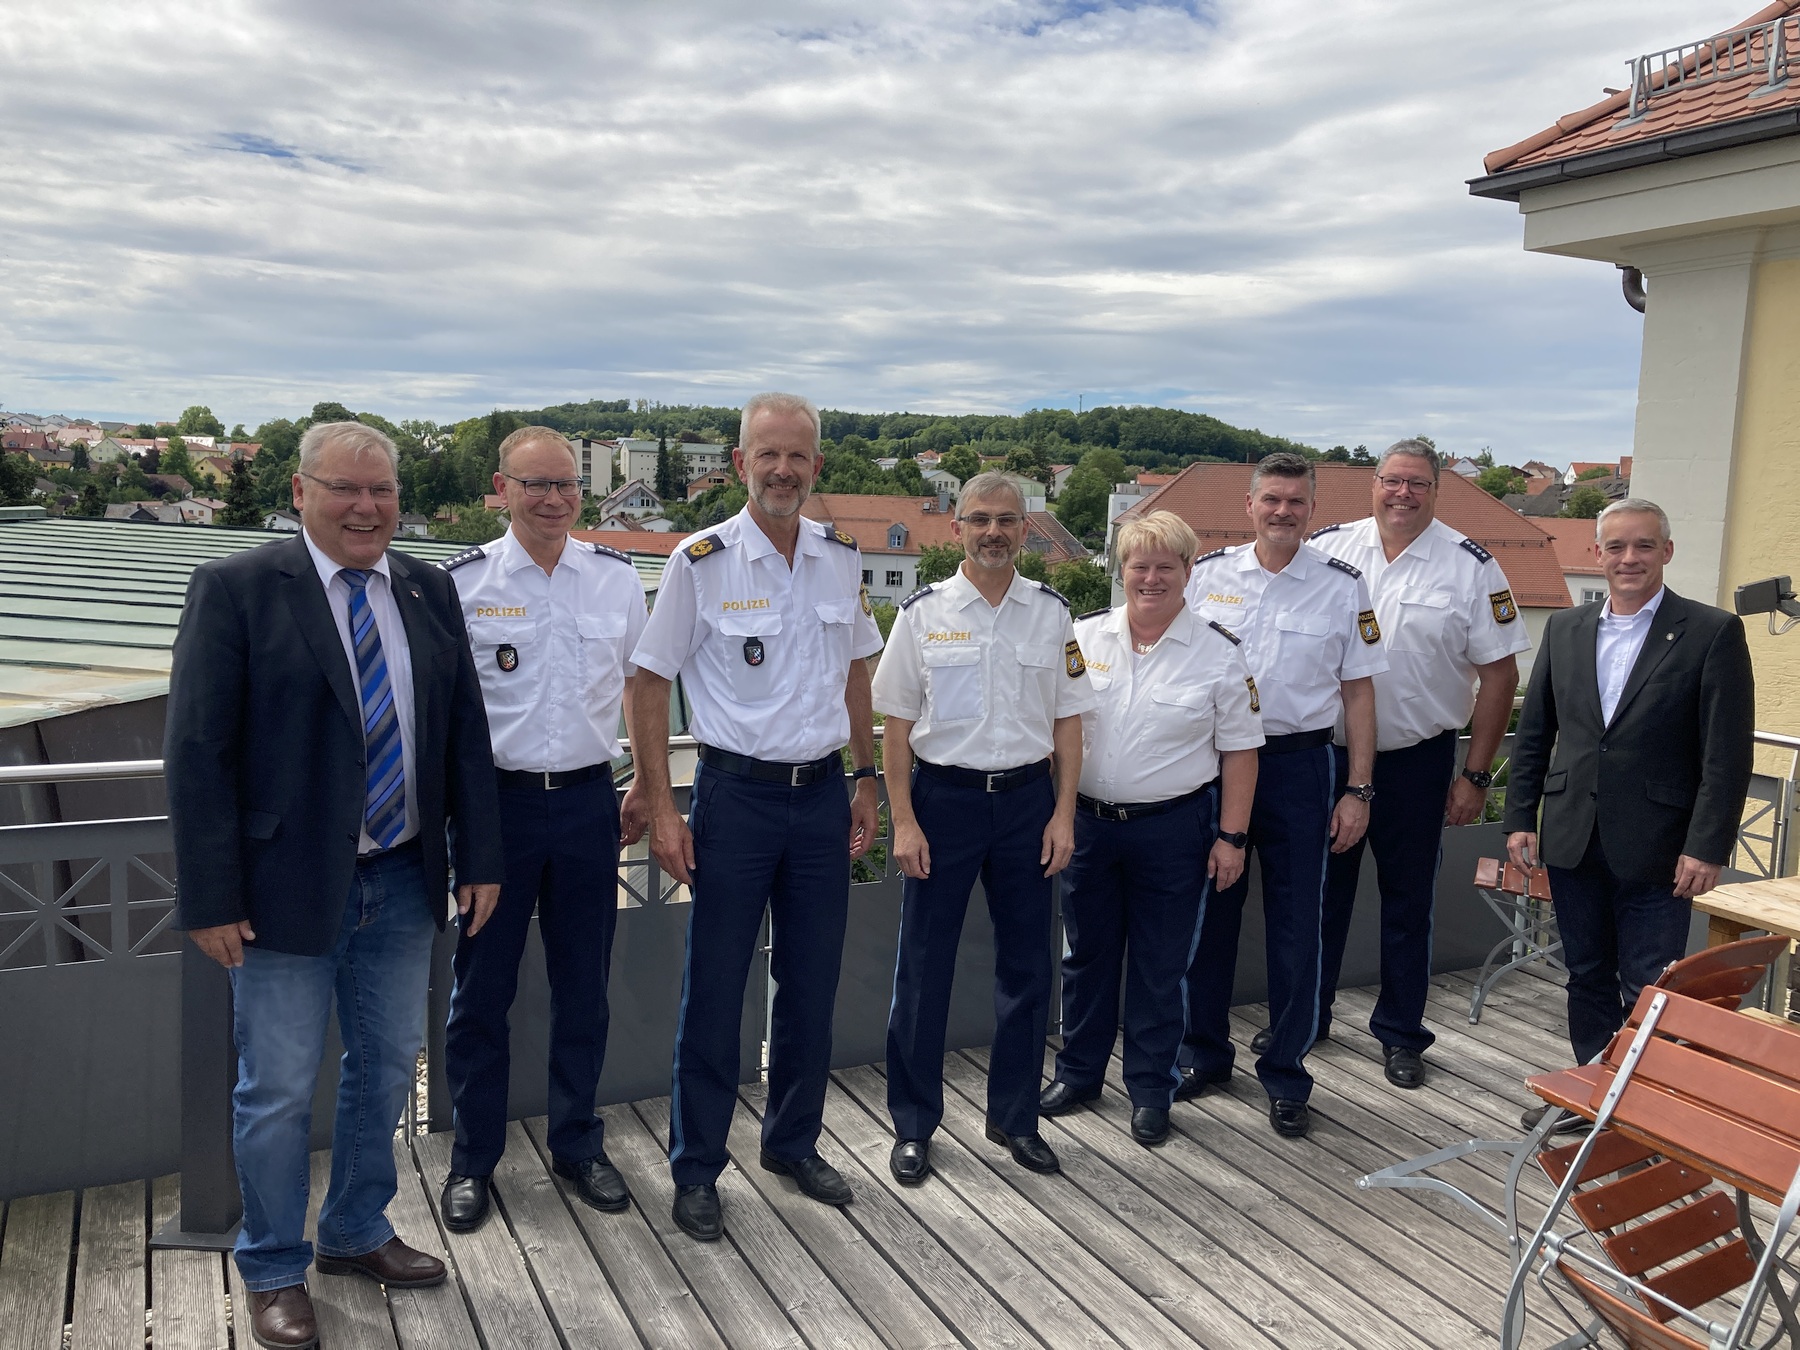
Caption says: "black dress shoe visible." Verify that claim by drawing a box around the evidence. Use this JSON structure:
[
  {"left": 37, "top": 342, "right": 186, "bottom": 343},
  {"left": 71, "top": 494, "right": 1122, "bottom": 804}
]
[
  {"left": 1269, "top": 1099, "right": 1311, "bottom": 1138},
  {"left": 984, "top": 1121, "right": 1060, "bottom": 1174},
  {"left": 1251, "top": 1026, "right": 1329, "bottom": 1056},
  {"left": 760, "top": 1151, "right": 853, "bottom": 1206},
  {"left": 1130, "top": 1107, "right": 1170, "bottom": 1146},
  {"left": 890, "top": 1139, "right": 931, "bottom": 1185},
  {"left": 1382, "top": 1045, "right": 1426, "bottom": 1090},
  {"left": 1173, "top": 1067, "right": 1231, "bottom": 1102},
  {"left": 1038, "top": 1081, "right": 1099, "bottom": 1116},
  {"left": 553, "top": 1154, "right": 631, "bottom": 1212},
  {"left": 440, "top": 1173, "right": 491, "bottom": 1233},
  {"left": 1521, "top": 1103, "right": 1591, "bottom": 1135},
  {"left": 672, "top": 1183, "right": 722, "bottom": 1241}
]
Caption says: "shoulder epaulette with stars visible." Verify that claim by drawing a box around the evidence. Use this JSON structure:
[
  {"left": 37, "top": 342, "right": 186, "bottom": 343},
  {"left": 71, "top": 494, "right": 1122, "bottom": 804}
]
[
  {"left": 1035, "top": 581, "right": 1070, "bottom": 607},
  {"left": 1208, "top": 620, "right": 1242, "bottom": 645},
  {"left": 1325, "top": 555, "right": 1362, "bottom": 580},
  {"left": 899, "top": 583, "right": 936, "bottom": 611},
  {"left": 590, "top": 542, "right": 631, "bottom": 565},
  {"left": 1308, "top": 522, "right": 1343, "bottom": 540},
  {"left": 1195, "top": 546, "right": 1229, "bottom": 564},
  {"left": 685, "top": 533, "right": 725, "bottom": 562},
  {"left": 439, "top": 545, "right": 486, "bottom": 572},
  {"left": 1075, "top": 605, "right": 1113, "bottom": 622},
  {"left": 1459, "top": 537, "right": 1494, "bottom": 564},
  {"left": 823, "top": 524, "right": 859, "bottom": 549}
]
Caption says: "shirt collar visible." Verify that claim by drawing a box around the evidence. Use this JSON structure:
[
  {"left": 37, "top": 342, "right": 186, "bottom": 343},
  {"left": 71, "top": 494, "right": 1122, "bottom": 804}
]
[
  {"left": 734, "top": 506, "right": 825, "bottom": 563},
  {"left": 302, "top": 527, "right": 391, "bottom": 591},
  {"left": 495, "top": 526, "right": 570, "bottom": 575},
  {"left": 940, "top": 563, "right": 1035, "bottom": 610},
  {"left": 1389, "top": 518, "right": 1446, "bottom": 563},
  {"left": 1240, "top": 541, "right": 1313, "bottom": 579},
  {"left": 1603, "top": 586, "right": 1666, "bottom": 625}
]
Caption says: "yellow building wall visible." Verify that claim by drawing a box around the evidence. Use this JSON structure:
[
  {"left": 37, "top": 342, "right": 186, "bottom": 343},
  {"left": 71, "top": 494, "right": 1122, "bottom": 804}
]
[{"left": 1722, "top": 256, "right": 1800, "bottom": 747}]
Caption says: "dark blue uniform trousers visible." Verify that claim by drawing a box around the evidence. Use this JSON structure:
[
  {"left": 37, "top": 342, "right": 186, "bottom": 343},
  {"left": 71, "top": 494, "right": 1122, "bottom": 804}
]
[
  {"left": 887, "top": 770, "right": 1057, "bottom": 1140},
  {"left": 1318, "top": 729, "right": 1458, "bottom": 1054},
  {"left": 1181, "top": 743, "right": 1336, "bottom": 1104},
  {"left": 1056, "top": 786, "right": 1218, "bottom": 1108},
  {"left": 669, "top": 761, "right": 850, "bottom": 1186},
  {"left": 446, "top": 775, "right": 621, "bottom": 1177}
]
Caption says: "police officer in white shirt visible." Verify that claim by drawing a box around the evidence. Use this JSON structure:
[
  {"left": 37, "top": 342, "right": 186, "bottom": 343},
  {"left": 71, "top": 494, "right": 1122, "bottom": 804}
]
[
  {"left": 1181, "top": 452, "right": 1386, "bottom": 1139},
  {"left": 439, "top": 426, "right": 650, "bottom": 1233},
  {"left": 629, "top": 392, "right": 883, "bottom": 1243},
  {"left": 1038, "top": 512, "right": 1261, "bottom": 1148},
  {"left": 875, "top": 471, "right": 1097, "bottom": 1183},
  {"left": 1308, "top": 439, "right": 1529, "bottom": 1091}
]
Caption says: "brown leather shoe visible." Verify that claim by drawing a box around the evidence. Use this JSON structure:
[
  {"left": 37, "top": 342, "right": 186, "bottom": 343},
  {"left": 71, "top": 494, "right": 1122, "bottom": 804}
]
[
  {"left": 314, "top": 1235, "right": 446, "bottom": 1288},
  {"left": 247, "top": 1284, "right": 318, "bottom": 1349}
]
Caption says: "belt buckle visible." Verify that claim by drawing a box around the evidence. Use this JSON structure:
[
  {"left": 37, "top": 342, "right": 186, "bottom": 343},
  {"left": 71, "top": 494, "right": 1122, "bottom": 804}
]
[
  {"left": 791, "top": 764, "right": 807, "bottom": 788},
  {"left": 986, "top": 771, "right": 1005, "bottom": 793},
  {"left": 1111, "top": 803, "right": 1129, "bottom": 822},
  {"left": 543, "top": 770, "right": 560, "bottom": 791}
]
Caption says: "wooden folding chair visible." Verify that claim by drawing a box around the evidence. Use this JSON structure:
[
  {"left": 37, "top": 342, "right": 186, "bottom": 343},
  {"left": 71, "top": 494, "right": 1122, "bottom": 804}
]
[{"left": 1469, "top": 856, "right": 1564, "bottom": 1024}]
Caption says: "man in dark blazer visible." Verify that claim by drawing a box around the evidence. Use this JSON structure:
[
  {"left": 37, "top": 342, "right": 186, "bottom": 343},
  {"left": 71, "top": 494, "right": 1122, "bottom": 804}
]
[
  {"left": 1506, "top": 498, "right": 1753, "bottom": 1071},
  {"left": 166, "top": 421, "right": 503, "bottom": 1350}
]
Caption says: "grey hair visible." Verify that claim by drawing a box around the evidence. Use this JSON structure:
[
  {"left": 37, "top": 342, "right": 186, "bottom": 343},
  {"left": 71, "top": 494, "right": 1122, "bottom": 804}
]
[
  {"left": 1377, "top": 438, "right": 1440, "bottom": 481},
  {"left": 1249, "top": 451, "right": 1315, "bottom": 496},
  {"left": 1596, "top": 496, "right": 1671, "bottom": 542},
  {"left": 298, "top": 421, "right": 397, "bottom": 477},
  {"left": 958, "top": 470, "right": 1027, "bottom": 516},
  {"left": 496, "top": 425, "right": 577, "bottom": 475},
  {"left": 740, "top": 391, "right": 821, "bottom": 453}
]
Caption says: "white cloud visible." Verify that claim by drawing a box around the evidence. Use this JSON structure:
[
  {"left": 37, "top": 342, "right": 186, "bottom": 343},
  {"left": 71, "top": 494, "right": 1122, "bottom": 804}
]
[{"left": 0, "top": 0, "right": 1762, "bottom": 461}]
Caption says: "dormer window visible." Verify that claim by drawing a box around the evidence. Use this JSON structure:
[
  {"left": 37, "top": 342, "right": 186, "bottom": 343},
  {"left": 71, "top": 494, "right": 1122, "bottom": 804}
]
[{"left": 888, "top": 524, "right": 908, "bottom": 549}]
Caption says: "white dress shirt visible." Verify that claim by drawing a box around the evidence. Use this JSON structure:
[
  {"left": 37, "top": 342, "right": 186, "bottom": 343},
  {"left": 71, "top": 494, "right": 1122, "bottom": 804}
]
[
  {"left": 1597, "top": 586, "right": 1666, "bottom": 724},
  {"left": 1074, "top": 606, "right": 1264, "bottom": 804},
  {"left": 631, "top": 507, "right": 884, "bottom": 763},
  {"left": 1184, "top": 542, "right": 1388, "bottom": 737},
  {"left": 302, "top": 530, "right": 418, "bottom": 852},
  {"left": 872, "top": 566, "right": 1097, "bottom": 771},
  {"left": 1309, "top": 517, "right": 1532, "bottom": 751},
  {"left": 447, "top": 529, "right": 648, "bottom": 773}
]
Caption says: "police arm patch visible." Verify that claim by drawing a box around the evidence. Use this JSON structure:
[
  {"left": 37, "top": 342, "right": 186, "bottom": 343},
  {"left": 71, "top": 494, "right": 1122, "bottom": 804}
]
[
  {"left": 828, "top": 526, "right": 858, "bottom": 549},
  {"left": 1490, "top": 589, "right": 1518, "bottom": 624},
  {"left": 1065, "top": 640, "right": 1086, "bottom": 677},
  {"left": 860, "top": 583, "right": 873, "bottom": 616},
  {"left": 1358, "top": 609, "right": 1381, "bottom": 644},
  {"left": 685, "top": 534, "right": 722, "bottom": 561},
  {"left": 1245, "top": 675, "right": 1261, "bottom": 713}
]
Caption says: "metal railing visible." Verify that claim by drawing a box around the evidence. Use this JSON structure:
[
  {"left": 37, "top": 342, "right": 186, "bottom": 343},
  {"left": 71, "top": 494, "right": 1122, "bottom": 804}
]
[{"left": 1623, "top": 15, "right": 1797, "bottom": 122}]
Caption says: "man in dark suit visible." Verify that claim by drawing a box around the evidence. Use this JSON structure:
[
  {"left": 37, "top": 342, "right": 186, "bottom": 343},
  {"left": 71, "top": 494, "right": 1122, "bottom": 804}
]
[
  {"left": 1506, "top": 498, "right": 1753, "bottom": 1072},
  {"left": 166, "top": 421, "right": 503, "bottom": 1350}
]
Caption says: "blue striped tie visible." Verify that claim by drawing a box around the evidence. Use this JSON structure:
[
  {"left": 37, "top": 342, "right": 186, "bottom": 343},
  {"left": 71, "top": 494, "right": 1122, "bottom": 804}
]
[{"left": 342, "top": 569, "right": 407, "bottom": 849}]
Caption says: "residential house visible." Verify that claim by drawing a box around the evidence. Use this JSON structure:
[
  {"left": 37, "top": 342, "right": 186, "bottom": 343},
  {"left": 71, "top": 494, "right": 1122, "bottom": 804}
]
[
  {"left": 1049, "top": 464, "right": 1075, "bottom": 497},
  {"left": 1441, "top": 457, "right": 1483, "bottom": 478},
  {"left": 614, "top": 437, "right": 732, "bottom": 488},
  {"left": 88, "top": 438, "right": 132, "bottom": 464},
  {"left": 263, "top": 509, "right": 302, "bottom": 532},
  {"left": 686, "top": 471, "right": 732, "bottom": 501},
  {"left": 921, "top": 467, "right": 962, "bottom": 499},
  {"left": 1534, "top": 517, "right": 1608, "bottom": 606},
  {"left": 52, "top": 424, "right": 103, "bottom": 447},
  {"left": 593, "top": 479, "right": 662, "bottom": 519},
  {"left": 1, "top": 431, "right": 51, "bottom": 455},
  {"left": 143, "top": 474, "right": 192, "bottom": 499},
  {"left": 104, "top": 502, "right": 177, "bottom": 525},
  {"left": 570, "top": 437, "right": 616, "bottom": 496},
  {"left": 1023, "top": 512, "right": 1090, "bottom": 567},
  {"left": 799, "top": 493, "right": 960, "bottom": 608},
  {"left": 397, "top": 513, "right": 430, "bottom": 538}
]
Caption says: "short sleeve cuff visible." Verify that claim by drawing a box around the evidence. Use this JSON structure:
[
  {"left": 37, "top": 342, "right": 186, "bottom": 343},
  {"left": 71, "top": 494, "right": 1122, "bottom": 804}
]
[{"left": 630, "top": 648, "right": 681, "bottom": 682}]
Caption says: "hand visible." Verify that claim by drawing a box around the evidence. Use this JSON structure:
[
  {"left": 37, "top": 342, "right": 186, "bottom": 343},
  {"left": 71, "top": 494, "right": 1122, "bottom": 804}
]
[
  {"left": 1507, "top": 831, "right": 1538, "bottom": 871},
  {"left": 893, "top": 818, "right": 931, "bottom": 879},
  {"left": 1208, "top": 839, "right": 1245, "bottom": 890},
  {"left": 1041, "top": 813, "right": 1075, "bottom": 877},
  {"left": 1673, "top": 855, "right": 1722, "bottom": 899},
  {"left": 1444, "top": 776, "right": 1487, "bottom": 828},
  {"left": 618, "top": 781, "right": 649, "bottom": 848},
  {"left": 457, "top": 883, "right": 501, "bottom": 936},
  {"left": 191, "top": 920, "right": 256, "bottom": 968},
  {"left": 649, "top": 801, "right": 696, "bottom": 886},
  {"left": 1329, "top": 796, "right": 1369, "bottom": 853},
  {"left": 849, "top": 780, "right": 879, "bottom": 861}
]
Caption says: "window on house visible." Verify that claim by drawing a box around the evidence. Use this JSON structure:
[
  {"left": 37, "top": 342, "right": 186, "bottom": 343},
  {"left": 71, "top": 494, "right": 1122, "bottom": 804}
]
[
  {"left": 1581, "top": 588, "right": 1605, "bottom": 604},
  {"left": 888, "top": 524, "right": 908, "bottom": 549},
  {"left": 862, "top": 569, "right": 873, "bottom": 585},
  {"left": 886, "top": 569, "right": 904, "bottom": 587}
]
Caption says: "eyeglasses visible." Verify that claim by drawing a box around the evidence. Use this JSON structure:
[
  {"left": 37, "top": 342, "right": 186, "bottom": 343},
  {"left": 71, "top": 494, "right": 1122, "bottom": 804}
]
[
  {"left": 301, "top": 472, "right": 399, "bottom": 501},
  {"left": 1375, "top": 475, "right": 1435, "bottom": 495},
  {"left": 958, "top": 513, "right": 1024, "bottom": 530},
  {"left": 504, "top": 474, "right": 586, "bottom": 498}
]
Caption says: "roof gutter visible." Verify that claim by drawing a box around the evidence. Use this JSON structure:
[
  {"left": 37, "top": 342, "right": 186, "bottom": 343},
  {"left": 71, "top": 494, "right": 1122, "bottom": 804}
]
[{"left": 1467, "top": 103, "right": 1800, "bottom": 202}]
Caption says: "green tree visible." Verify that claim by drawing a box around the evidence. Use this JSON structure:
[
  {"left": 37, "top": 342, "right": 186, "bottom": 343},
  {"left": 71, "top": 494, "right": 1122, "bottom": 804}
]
[
  {"left": 915, "top": 542, "right": 965, "bottom": 586},
  {"left": 937, "top": 445, "right": 980, "bottom": 486},
  {"left": 176, "top": 405, "right": 226, "bottom": 438},
  {"left": 1563, "top": 485, "right": 1607, "bottom": 519},
  {"left": 654, "top": 434, "right": 683, "bottom": 500},
  {"left": 1047, "top": 560, "right": 1112, "bottom": 614},
  {"left": 1576, "top": 465, "right": 1612, "bottom": 481},
  {"left": 1054, "top": 464, "right": 1112, "bottom": 541},
  {"left": 1003, "top": 443, "right": 1052, "bottom": 487},
  {"left": 73, "top": 482, "right": 105, "bottom": 518},
  {"left": 70, "top": 443, "right": 90, "bottom": 472},
  {"left": 1476, "top": 465, "right": 1525, "bottom": 498},
  {"left": 0, "top": 452, "right": 37, "bottom": 505},
  {"left": 431, "top": 505, "right": 508, "bottom": 543},
  {"left": 218, "top": 457, "right": 262, "bottom": 528},
  {"left": 228, "top": 423, "right": 248, "bottom": 441},
  {"left": 158, "top": 436, "right": 195, "bottom": 485},
  {"left": 871, "top": 601, "right": 898, "bottom": 644}
]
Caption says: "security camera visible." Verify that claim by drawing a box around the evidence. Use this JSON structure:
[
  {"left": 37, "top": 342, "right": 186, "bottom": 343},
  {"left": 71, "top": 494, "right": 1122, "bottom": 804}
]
[{"left": 1735, "top": 576, "right": 1800, "bottom": 633}]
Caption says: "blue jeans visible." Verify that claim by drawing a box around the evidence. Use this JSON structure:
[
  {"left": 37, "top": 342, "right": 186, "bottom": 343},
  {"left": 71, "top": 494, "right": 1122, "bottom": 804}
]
[{"left": 228, "top": 841, "right": 436, "bottom": 1291}]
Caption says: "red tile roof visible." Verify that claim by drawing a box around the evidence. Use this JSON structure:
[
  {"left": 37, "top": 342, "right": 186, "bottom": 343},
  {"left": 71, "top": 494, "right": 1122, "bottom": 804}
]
[
  {"left": 570, "top": 528, "right": 691, "bottom": 555},
  {"left": 1121, "top": 463, "right": 1572, "bottom": 610},
  {"left": 1535, "top": 518, "right": 1605, "bottom": 576},
  {"left": 801, "top": 494, "right": 959, "bottom": 555},
  {"left": 1484, "top": 3, "right": 1800, "bottom": 174}
]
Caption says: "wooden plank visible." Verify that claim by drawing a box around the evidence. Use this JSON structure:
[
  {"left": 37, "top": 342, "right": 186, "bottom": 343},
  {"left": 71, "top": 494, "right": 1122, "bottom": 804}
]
[
  {"left": 148, "top": 1176, "right": 229, "bottom": 1350},
  {"left": 736, "top": 1083, "right": 1037, "bottom": 1350},
  {"left": 386, "top": 1133, "right": 482, "bottom": 1350},
  {"left": 70, "top": 1181, "right": 146, "bottom": 1350},
  {"left": 521, "top": 1115, "right": 728, "bottom": 1350},
  {"left": 633, "top": 1097, "right": 888, "bottom": 1350},
  {"left": 487, "top": 1120, "right": 643, "bottom": 1348},
  {"left": 1694, "top": 878, "right": 1800, "bottom": 942},
  {"left": 304, "top": 1149, "right": 400, "bottom": 1350},
  {"left": 1437, "top": 970, "right": 1568, "bottom": 1038},
  {"left": 593, "top": 1101, "right": 805, "bottom": 1349},
  {"left": 413, "top": 1131, "right": 563, "bottom": 1350},
  {"left": 0, "top": 1191, "right": 74, "bottom": 1350},
  {"left": 720, "top": 1097, "right": 961, "bottom": 1350}
]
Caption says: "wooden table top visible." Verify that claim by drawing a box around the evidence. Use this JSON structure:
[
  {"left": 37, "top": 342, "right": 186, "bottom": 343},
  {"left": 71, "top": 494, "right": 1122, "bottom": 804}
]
[{"left": 1696, "top": 876, "right": 1800, "bottom": 942}]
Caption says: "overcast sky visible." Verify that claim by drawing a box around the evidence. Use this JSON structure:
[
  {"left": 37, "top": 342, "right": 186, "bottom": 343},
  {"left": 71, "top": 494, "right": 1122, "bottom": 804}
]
[{"left": 0, "top": 0, "right": 1758, "bottom": 463}]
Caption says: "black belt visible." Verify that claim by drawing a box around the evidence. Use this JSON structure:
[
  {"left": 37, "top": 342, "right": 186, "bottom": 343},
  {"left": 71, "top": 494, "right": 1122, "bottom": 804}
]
[
  {"left": 916, "top": 758, "right": 1051, "bottom": 793},
  {"left": 1261, "top": 728, "right": 1333, "bottom": 755},
  {"left": 496, "top": 763, "right": 612, "bottom": 791},
  {"left": 357, "top": 836, "right": 421, "bottom": 865},
  {"left": 698, "top": 745, "right": 842, "bottom": 787},
  {"left": 1077, "top": 784, "right": 1211, "bottom": 823}
]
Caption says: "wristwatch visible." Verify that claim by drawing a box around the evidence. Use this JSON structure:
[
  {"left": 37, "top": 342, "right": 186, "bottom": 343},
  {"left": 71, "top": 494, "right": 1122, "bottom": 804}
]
[
  {"left": 1462, "top": 767, "right": 1495, "bottom": 790},
  {"left": 1217, "top": 830, "right": 1249, "bottom": 849},
  {"left": 1342, "top": 783, "right": 1376, "bottom": 803},
  {"left": 852, "top": 766, "right": 879, "bottom": 782}
]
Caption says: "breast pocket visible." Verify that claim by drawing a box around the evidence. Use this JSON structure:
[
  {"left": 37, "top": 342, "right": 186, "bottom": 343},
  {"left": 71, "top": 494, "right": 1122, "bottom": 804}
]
[
  {"left": 467, "top": 619, "right": 537, "bottom": 710},
  {"left": 577, "top": 611, "right": 629, "bottom": 704},
  {"left": 922, "top": 645, "right": 984, "bottom": 724},
  {"left": 814, "top": 597, "right": 858, "bottom": 666},
  {"left": 716, "top": 611, "right": 783, "bottom": 703},
  {"left": 1274, "top": 609, "right": 1332, "bottom": 668},
  {"left": 1389, "top": 587, "right": 1456, "bottom": 655},
  {"left": 1148, "top": 683, "right": 1214, "bottom": 744}
]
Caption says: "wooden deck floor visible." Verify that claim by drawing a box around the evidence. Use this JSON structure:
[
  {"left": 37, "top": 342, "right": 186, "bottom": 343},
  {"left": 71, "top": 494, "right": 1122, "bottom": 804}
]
[{"left": 1, "top": 968, "right": 1600, "bottom": 1349}]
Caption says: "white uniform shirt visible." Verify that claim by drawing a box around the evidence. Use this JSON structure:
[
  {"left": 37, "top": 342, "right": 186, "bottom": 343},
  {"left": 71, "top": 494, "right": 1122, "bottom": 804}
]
[
  {"left": 1075, "top": 606, "right": 1264, "bottom": 804},
  {"left": 1309, "top": 517, "right": 1532, "bottom": 751},
  {"left": 303, "top": 531, "right": 419, "bottom": 852},
  {"left": 446, "top": 529, "right": 648, "bottom": 773},
  {"left": 872, "top": 566, "right": 1098, "bottom": 771},
  {"left": 1597, "top": 586, "right": 1665, "bottom": 724},
  {"left": 630, "top": 507, "right": 884, "bottom": 763},
  {"left": 1184, "top": 541, "right": 1388, "bottom": 737}
]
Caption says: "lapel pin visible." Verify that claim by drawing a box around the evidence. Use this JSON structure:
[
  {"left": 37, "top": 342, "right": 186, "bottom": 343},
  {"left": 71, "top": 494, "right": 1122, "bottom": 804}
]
[{"left": 409, "top": 587, "right": 421, "bottom": 599}]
